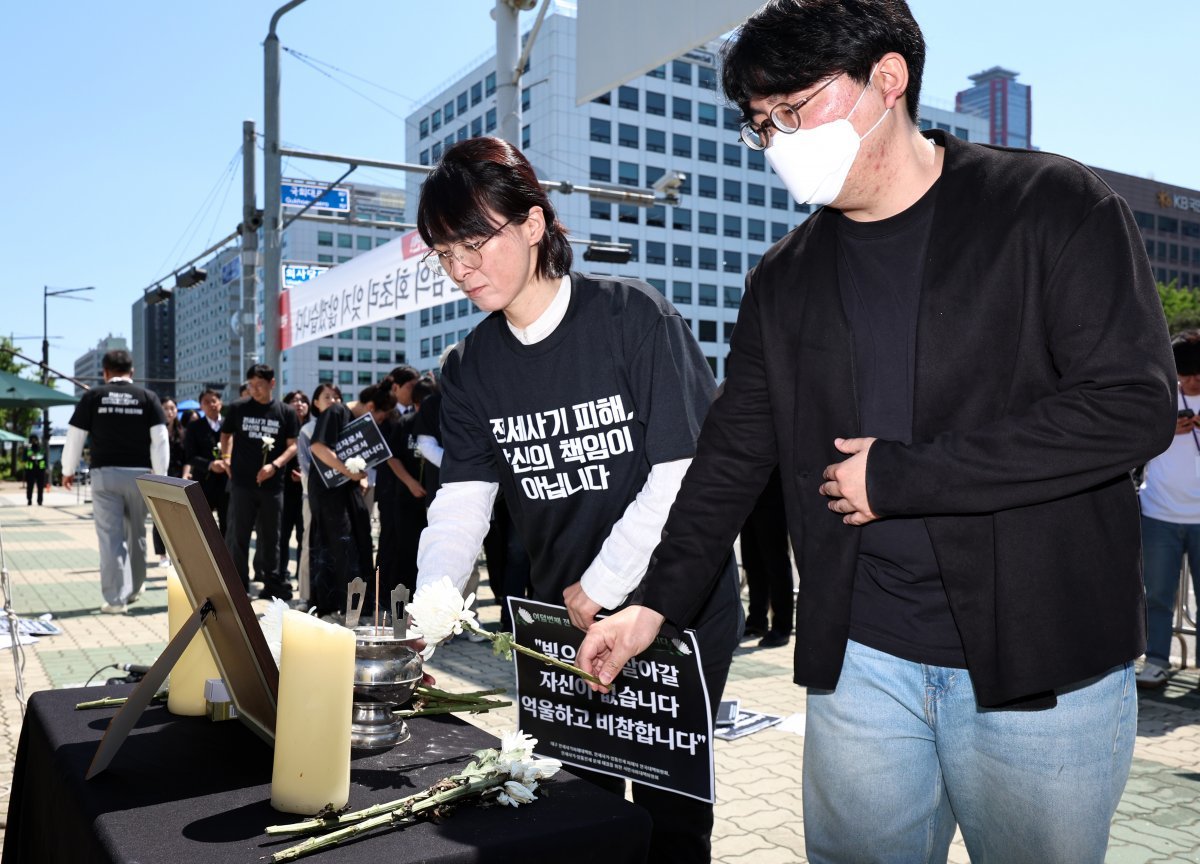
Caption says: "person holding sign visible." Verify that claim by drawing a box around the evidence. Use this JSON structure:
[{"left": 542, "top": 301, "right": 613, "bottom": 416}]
[
  {"left": 414, "top": 137, "right": 741, "bottom": 864},
  {"left": 308, "top": 382, "right": 397, "bottom": 617}
]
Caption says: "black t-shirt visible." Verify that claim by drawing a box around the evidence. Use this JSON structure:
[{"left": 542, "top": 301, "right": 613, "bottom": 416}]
[
  {"left": 836, "top": 180, "right": 966, "bottom": 668},
  {"left": 440, "top": 272, "right": 716, "bottom": 601},
  {"left": 382, "top": 410, "right": 425, "bottom": 506},
  {"left": 69, "top": 381, "right": 167, "bottom": 468},
  {"left": 221, "top": 397, "right": 298, "bottom": 490},
  {"left": 412, "top": 392, "right": 442, "bottom": 503},
  {"left": 308, "top": 401, "right": 353, "bottom": 497},
  {"left": 374, "top": 411, "right": 403, "bottom": 502}
]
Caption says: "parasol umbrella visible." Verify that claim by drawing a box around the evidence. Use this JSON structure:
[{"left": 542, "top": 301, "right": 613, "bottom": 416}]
[
  {"left": 175, "top": 399, "right": 201, "bottom": 410},
  {"left": 0, "top": 370, "right": 79, "bottom": 408},
  {"left": 0, "top": 429, "right": 27, "bottom": 444}
]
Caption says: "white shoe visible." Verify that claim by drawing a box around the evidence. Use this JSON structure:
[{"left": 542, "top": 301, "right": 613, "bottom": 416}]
[
  {"left": 1136, "top": 659, "right": 1170, "bottom": 689},
  {"left": 99, "top": 603, "right": 128, "bottom": 615},
  {"left": 158, "top": 556, "right": 171, "bottom": 568}
]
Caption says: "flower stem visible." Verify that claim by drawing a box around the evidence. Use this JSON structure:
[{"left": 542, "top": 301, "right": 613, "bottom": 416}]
[
  {"left": 395, "top": 699, "right": 511, "bottom": 718},
  {"left": 269, "top": 775, "right": 497, "bottom": 860},
  {"left": 462, "top": 621, "right": 607, "bottom": 687}
]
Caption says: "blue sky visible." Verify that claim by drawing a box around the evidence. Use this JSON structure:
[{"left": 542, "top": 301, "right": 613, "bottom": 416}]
[{"left": 4, "top": 0, "right": 1196, "bottom": 423}]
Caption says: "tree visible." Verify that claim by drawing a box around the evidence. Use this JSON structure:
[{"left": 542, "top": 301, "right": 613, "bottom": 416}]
[
  {"left": 1158, "top": 279, "right": 1200, "bottom": 335},
  {"left": 0, "top": 337, "right": 44, "bottom": 439}
]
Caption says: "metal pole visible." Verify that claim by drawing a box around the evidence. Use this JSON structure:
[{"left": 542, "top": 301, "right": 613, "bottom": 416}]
[
  {"left": 242, "top": 119, "right": 259, "bottom": 392},
  {"left": 41, "top": 288, "right": 49, "bottom": 447},
  {"left": 495, "top": 0, "right": 521, "bottom": 146},
  {"left": 263, "top": 0, "right": 307, "bottom": 378}
]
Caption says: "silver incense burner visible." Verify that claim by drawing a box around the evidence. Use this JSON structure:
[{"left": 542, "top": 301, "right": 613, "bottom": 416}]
[{"left": 351, "top": 626, "right": 423, "bottom": 750}]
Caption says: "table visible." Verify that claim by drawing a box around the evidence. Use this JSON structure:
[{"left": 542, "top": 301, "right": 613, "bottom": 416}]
[{"left": 4, "top": 686, "right": 652, "bottom": 863}]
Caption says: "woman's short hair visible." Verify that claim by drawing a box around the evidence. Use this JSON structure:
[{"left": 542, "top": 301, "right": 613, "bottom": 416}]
[{"left": 416, "top": 136, "right": 572, "bottom": 281}]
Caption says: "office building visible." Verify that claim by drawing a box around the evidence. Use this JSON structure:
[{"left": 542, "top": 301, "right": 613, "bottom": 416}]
[
  {"left": 1092, "top": 168, "right": 1200, "bottom": 290},
  {"left": 72, "top": 334, "right": 128, "bottom": 395},
  {"left": 955, "top": 66, "right": 1031, "bottom": 149},
  {"left": 131, "top": 294, "right": 174, "bottom": 400},
  {"left": 172, "top": 181, "right": 408, "bottom": 403},
  {"left": 403, "top": 5, "right": 992, "bottom": 378}
]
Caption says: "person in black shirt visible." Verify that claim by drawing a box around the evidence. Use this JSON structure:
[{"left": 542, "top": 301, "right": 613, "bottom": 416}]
[
  {"left": 377, "top": 376, "right": 434, "bottom": 601},
  {"left": 22, "top": 435, "right": 47, "bottom": 506},
  {"left": 414, "top": 137, "right": 740, "bottom": 864},
  {"left": 220, "top": 364, "right": 298, "bottom": 600},
  {"left": 151, "top": 398, "right": 186, "bottom": 567},
  {"left": 182, "top": 389, "right": 229, "bottom": 535},
  {"left": 61, "top": 349, "right": 168, "bottom": 614},
  {"left": 308, "top": 383, "right": 397, "bottom": 617},
  {"left": 277, "top": 391, "right": 309, "bottom": 582}
]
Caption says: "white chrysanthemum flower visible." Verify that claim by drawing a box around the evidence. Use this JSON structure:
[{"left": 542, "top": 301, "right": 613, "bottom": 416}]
[
  {"left": 499, "top": 729, "right": 538, "bottom": 762},
  {"left": 344, "top": 456, "right": 367, "bottom": 474},
  {"left": 259, "top": 598, "right": 289, "bottom": 666},
  {"left": 260, "top": 435, "right": 276, "bottom": 449},
  {"left": 407, "top": 577, "right": 478, "bottom": 659},
  {"left": 509, "top": 757, "right": 562, "bottom": 784},
  {"left": 495, "top": 779, "right": 538, "bottom": 807}
]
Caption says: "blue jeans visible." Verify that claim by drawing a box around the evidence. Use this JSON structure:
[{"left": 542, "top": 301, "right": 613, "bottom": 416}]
[
  {"left": 803, "top": 640, "right": 1135, "bottom": 864},
  {"left": 1141, "top": 514, "right": 1200, "bottom": 665}
]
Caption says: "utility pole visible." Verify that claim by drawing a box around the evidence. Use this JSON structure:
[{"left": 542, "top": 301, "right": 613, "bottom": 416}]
[
  {"left": 242, "top": 119, "right": 259, "bottom": 388},
  {"left": 263, "top": 0, "right": 308, "bottom": 377},
  {"left": 494, "top": 0, "right": 522, "bottom": 147}
]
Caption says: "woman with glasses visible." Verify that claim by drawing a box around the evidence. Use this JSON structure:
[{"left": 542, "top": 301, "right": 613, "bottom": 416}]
[{"left": 414, "top": 136, "right": 741, "bottom": 864}]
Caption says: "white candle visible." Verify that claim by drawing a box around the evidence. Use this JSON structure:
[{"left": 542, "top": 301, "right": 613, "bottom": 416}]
[
  {"left": 270, "top": 610, "right": 355, "bottom": 814},
  {"left": 166, "top": 571, "right": 221, "bottom": 716}
]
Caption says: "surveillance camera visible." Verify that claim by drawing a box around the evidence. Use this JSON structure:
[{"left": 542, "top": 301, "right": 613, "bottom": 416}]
[{"left": 653, "top": 170, "right": 686, "bottom": 196}]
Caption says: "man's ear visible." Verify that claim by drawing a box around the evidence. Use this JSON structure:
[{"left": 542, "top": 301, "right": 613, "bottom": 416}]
[{"left": 875, "top": 52, "right": 909, "bottom": 113}]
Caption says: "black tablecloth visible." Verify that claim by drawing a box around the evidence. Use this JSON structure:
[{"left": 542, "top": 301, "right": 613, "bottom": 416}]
[{"left": 4, "top": 686, "right": 651, "bottom": 863}]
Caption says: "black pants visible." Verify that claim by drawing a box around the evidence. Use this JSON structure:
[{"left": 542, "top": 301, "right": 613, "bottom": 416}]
[
  {"left": 483, "top": 497, "right": 530, "bottom": 631},
  {"left": 373, "top": 496, "right": 426, "bottom": 614},
  {"left": 225, "top": 483, "right": 289, "bottom": 598},
  {"left": 25, "top": 474, "right": 45, "bottom": 506},
  {"left": 574, "top": 554, "right": 741, "bottom": 864},
  {"left": 309, "top": 486, "right": 372, "bottom": 617},
  {"left": 741, "top": 471, "right": 794, "bottom": 636},
  {"left": 278, "top": 480, "right": 304, "bottom": 581}
]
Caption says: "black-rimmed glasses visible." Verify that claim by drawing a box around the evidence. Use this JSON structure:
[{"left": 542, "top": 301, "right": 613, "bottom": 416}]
[
  {"left": 420, "top": 219, "right": 513, "bottom": 276},
  {"left": 738, "top": 74, "right": 843, "bottom": 151}
]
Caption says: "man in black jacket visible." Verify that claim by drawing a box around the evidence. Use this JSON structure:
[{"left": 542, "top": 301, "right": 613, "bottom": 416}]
[
  {"left": 182, "top": 389, "right": 228, "bottom": 535},
  {"left": 580, "top": 2, "right": 1176, "bottom": 862}
]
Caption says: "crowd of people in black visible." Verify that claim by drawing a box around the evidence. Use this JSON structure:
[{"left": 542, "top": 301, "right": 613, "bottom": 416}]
[{"left": 167, "top": 362, "right": 529, "bottom": 624}]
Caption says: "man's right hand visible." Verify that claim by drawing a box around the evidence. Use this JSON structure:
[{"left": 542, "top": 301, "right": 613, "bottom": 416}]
[
  {"left": 62, "top": 474, "right": 74, "bottom": 491},
  {"left": 210, "top": 459, "right": 228, "bottom": 475},
  {"left": 576, "top": 605, "right": 665, "bottom": 691}
]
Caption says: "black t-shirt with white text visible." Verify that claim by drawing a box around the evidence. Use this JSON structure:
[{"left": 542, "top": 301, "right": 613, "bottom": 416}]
[
  {"left": 221, "top": 397, "right": 298, "bottom": 490},
  {"left": 440, "top": 272, "right": 716, "bottom": 602},
  {"left": 308, "top": 401, "right": 353, "bottom": 497},
  {"left": 69, "top": 382, "right": 167, "bottom": 468}
]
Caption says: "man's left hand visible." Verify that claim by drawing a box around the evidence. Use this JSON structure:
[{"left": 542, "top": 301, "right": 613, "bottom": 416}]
[
  {"left": 820, "top": 437, "right": 879, "bottom": 525},
  {"left": 563, "top": 581, "right": 602, "bottom": 631}
]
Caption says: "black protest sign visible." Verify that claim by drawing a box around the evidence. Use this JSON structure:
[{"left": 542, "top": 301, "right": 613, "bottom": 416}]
[
  {"left": 509, "top": 597, "right": 714, "bottom": 802},
  {"left": 316, "top": 413, "right": 393, "bottom": 489}
]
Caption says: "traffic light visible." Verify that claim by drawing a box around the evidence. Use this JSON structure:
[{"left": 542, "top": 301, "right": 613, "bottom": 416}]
[{"left": 175, "top": 267, "right": 208, "bottom": 289}]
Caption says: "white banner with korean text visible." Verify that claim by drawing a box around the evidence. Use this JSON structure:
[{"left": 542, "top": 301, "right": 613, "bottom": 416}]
[{"left": 280, "top": 230, "right": 457, "bottom": 350}]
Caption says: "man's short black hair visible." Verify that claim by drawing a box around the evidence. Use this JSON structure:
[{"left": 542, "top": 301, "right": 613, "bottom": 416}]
[
  {"left": 199, "top": 388, "right": 222, "bottom": 401},
  {"left": 245, "top": 363, "right": 275, "bottom": 382},
  {"left": 412, "top": 376, "right": 438, "bottom": 408},
  {"left": 721, "top": 0, "right": 926, "bottom": 126},
  {"left": 388, "top": 365, "right": 420, "bottom": 386},
  {"left": 1172, "top": 330, "right": 1200, "bottom": 376},
  {"left": 102, "top": 349, "right": 134, "bottom": 375}
]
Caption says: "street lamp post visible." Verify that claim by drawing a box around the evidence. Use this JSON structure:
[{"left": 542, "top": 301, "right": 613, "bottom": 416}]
[{"left": 42, "top": 285, "right": 94, "bottom": 451}]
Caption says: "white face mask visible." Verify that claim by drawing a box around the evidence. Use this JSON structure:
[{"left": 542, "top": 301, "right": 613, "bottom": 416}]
[{"left": 764, "top": 67, "right": 890, "bottom": 208}]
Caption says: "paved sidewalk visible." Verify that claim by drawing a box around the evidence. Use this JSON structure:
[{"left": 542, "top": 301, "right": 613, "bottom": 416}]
[{"left": 1, "top": 481, "right": 1199, "bottom": 862}]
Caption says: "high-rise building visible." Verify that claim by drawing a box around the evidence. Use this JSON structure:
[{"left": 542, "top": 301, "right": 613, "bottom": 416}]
[
  {"left": 173, "top": 181, "right": 408, "bottom": 403},
  {"left": 72, "top": 334, "right": 128, "bottom": 396},
  {"left": 403, "top": 5, "right": 992, "bottom": 378},
  {"left": 955, "top": 66, "right": 1031, "bottom": 149},
  {"left": 130, "top": 294, "right": 174, "bottom": 399}
]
